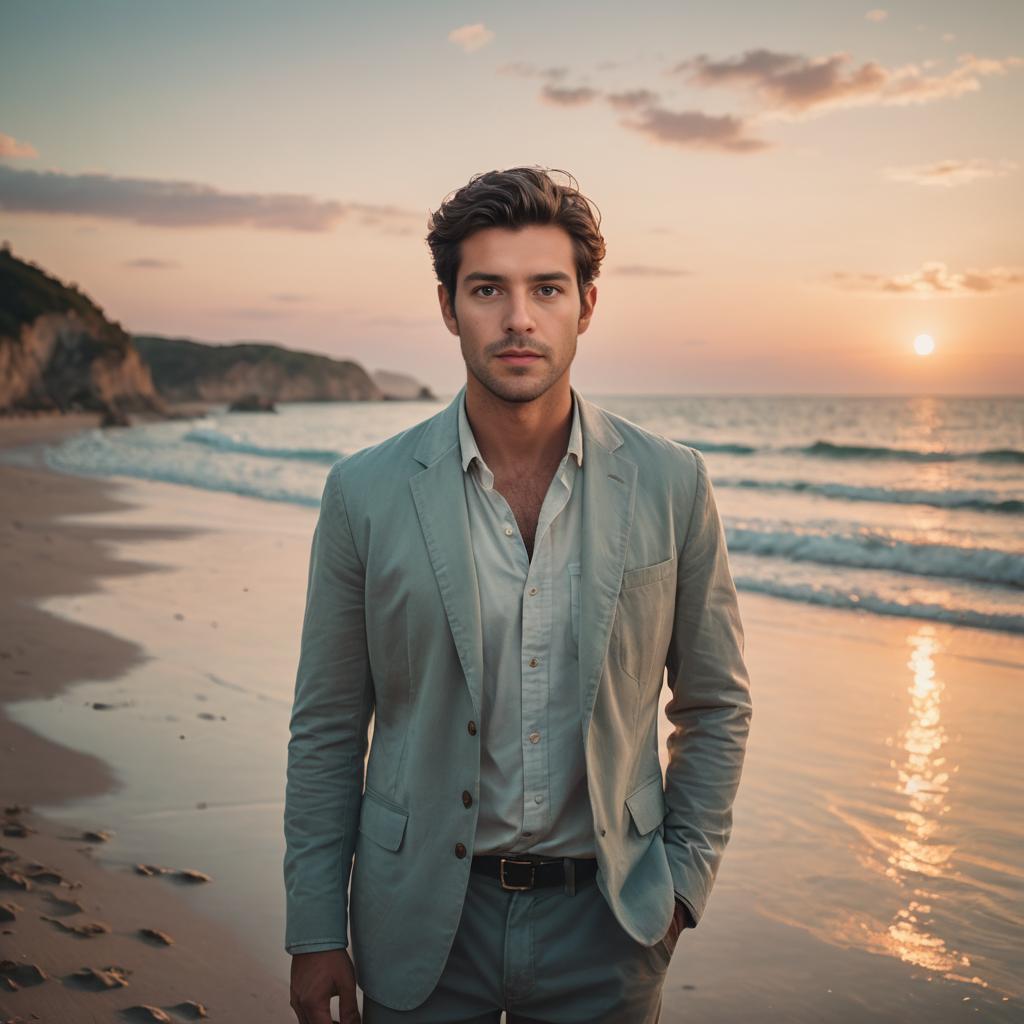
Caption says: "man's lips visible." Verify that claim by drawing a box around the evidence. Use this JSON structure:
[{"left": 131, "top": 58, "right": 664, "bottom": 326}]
[{"left": 497, "top": 350, "right": 543, "bottom": 364}]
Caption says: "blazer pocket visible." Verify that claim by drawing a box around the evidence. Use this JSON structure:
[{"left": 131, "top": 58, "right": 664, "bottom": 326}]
[
  {"left": 358, "top": 789, "right": 410, "bottom": 852},
  {"left": 620, "top": 553, "right": 677, "bottom": 591},
  {"left": 625, "top": 774, "right": 668, "bottom": 837},
  {"left": 615, "top": 553, "right": 678, "bottom": 683}
]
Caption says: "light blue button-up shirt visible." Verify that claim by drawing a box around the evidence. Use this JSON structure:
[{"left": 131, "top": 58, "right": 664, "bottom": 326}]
[{"left": 457, "top": 388, "right": 595, "bottom": 858}]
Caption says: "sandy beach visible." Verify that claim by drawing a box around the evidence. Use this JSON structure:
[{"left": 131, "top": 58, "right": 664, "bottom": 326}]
[{"left": 1, "top": 413, "right": 1022, "bottom": 1023}]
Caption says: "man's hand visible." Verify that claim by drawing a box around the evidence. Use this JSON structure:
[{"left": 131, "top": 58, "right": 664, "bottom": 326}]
[{"left": 290, "top": 948, "right": 360, "bottom": 1024}]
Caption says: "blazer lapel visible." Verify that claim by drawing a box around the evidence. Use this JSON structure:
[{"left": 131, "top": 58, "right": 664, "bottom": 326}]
[
  {"left": 574, "top": 391, "right": 638, "bottom": 737},
  {"left": 409, "top": 386, "right": 485, "bottom": 721}
]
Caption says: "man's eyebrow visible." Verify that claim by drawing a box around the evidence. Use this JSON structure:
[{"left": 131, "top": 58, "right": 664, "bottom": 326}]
[{"left": 462, "top": 271, "right": 573, "bottom": 285}]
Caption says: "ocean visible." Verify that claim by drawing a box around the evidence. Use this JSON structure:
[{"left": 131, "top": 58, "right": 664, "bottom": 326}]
[{"left": 16, "top": 392, "right": 1023, "bottom": 634}]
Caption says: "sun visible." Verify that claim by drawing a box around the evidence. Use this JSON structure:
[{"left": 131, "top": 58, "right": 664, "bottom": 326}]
[{"left": 914, "top": 333, "right": 935, "bottom": 356}]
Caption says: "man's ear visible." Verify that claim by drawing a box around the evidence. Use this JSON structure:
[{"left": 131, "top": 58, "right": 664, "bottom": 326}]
[
  {"left": 438, "top": 282, "right": 459, "bottom": 336},
  {"left": 577, "top": 282, "right": 598, "bottom": 335}
]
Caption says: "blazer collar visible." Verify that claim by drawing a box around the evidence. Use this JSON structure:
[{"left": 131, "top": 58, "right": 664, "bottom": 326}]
[{"left": 413, "top": 381, "right": 623, "bottom": 469}]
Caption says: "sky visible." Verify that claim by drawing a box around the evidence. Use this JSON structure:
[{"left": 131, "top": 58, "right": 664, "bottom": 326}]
[{"left": 1, "top": 0, "right": 1021, "bottom": 396}]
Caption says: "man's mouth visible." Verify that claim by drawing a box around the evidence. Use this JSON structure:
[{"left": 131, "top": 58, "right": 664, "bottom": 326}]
[{"left": 497, "top": 350, "right": 543, "bottom": 364}]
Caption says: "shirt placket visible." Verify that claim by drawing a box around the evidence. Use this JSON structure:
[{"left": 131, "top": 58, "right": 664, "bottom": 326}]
[{"left": 519, "top": 461, "right": 573, "bottom": 841}]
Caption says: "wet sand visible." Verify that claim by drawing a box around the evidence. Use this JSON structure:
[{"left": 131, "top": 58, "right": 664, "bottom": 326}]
[{"left": 1, "top": 416, "right": 291, "bottom": 1022}]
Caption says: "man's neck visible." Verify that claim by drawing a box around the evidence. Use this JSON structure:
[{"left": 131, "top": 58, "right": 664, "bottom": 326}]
[{"left": 464, "top": 378, "right": 573, "bottom": 477}]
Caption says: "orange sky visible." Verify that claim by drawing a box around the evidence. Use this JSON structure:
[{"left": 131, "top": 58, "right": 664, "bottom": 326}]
[{"left": 1, "top": 1, "right": 1021, "bottom": 394}]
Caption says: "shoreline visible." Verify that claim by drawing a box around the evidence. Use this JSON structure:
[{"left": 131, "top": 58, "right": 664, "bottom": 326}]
[{"left": 0, "top": 414, "right": 293, "bottom": 1021}]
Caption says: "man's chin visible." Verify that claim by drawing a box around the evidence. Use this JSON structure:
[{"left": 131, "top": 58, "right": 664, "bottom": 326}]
[{"left": 484, "top": 379, "right": 552, "bottom": 404}]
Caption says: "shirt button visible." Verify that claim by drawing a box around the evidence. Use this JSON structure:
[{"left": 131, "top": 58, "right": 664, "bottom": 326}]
[
  {"left": 504, "top": 526, "right": 514, "bottom": 536},
  {"left": 528, "top": 732, "right": 541, "bottom": 744},
  {"left": 535, "top": 795, "right": 544, "bottom": 804},
  {"left": 528, "top": 587, "right": 538, "bottom": 596},
  {"left": 467, "top": 720, "right": 477, "bottom": 736},
  {"left": 528, "top": 657, "right": 538, "bottom": 668},
  {"left": 455, "top": 842, "right": 467, "bottom": 858},
  {"left": 462, "top": 790, "right": 473, "bottom": 808}
]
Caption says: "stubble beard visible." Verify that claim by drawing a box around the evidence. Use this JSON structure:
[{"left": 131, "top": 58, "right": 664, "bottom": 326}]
[{"left": 462, "top": 332, "right": 576, "bottom": 406}]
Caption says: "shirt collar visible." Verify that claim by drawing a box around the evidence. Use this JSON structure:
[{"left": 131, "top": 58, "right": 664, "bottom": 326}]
[{"left": 458, "top": 387, "right": 584, "bottom": 474}]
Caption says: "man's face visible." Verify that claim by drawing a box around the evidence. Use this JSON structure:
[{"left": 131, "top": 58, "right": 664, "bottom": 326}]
[{"left": 438, "top": 223, "right": 597, "bottom": 404}]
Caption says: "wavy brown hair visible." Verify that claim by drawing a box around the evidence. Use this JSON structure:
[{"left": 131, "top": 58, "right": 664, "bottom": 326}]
[{"left": 425, "top": 166, "right": 605, "bottom": 315}]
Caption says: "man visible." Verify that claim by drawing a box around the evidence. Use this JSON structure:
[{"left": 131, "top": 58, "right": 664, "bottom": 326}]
[{"left": 285, "top": 166, "right": 752, "bottom": 1023}]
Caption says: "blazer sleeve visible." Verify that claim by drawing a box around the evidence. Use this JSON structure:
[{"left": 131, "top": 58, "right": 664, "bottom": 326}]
[
  {"left": 283, "top": 460, "right": 375, "bottom": 954},
  {"left": 662, "top": 446, "right": 753, "bottom": 927}
]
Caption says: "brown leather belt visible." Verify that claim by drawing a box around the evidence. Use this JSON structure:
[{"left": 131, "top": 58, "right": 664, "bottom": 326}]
[{"left": 470, "top": 854, "right": 598, "bottom": 892}]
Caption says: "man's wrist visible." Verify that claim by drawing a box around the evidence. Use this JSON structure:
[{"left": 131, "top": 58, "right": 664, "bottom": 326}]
[{"left": 674, "top": 894, "right": 696, "bottom": 929}]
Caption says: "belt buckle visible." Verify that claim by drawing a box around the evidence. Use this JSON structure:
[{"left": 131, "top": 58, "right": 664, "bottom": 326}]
[{"left": 499, "top": 857, "right": 536, "bottom": 891}]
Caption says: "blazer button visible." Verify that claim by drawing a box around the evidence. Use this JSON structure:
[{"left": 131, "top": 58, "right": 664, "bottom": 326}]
[
  {"left": 455, "top": 842, "right": 467, "bottom": 858},
  {"left": 462, "top": 790, "right": 472, "bottom": 808},
  {"left": 467, "top": 720, "right": 477, "bottom": 736}
]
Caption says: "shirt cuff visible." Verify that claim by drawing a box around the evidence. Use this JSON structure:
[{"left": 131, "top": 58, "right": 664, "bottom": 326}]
[{"left": 287, "top": 940, "right": 348, "bottom": 955}]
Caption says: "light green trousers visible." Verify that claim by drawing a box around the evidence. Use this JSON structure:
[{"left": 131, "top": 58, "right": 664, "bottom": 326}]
[{"left": 359, "top": 864, "right": 678, "bottom": 1023}]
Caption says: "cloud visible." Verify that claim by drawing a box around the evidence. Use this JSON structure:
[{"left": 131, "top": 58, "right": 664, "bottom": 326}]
[
  {"left": 610, "top": 264, "right": 691, "bottom": 277},
  {"left": 498, "top": 62, "right": 567, "bottom": 81},
  {"left": 0, "top": 165, "right": 420, "bottom": 232},
  {"left": 271, "top": 292, "right": 311, "bottom": 303},
  {"left": 540, "top": 83, "right": 601, "bottom": 106},
  {"left": 674, "top": 47, "right": 1023, "bottom": 116},
  {"left": 605, "top": 89, "right": 660, "bottom": 110},
  {"left": 884, "top": 157, "right": 1018, "bottom": 187},
  {"left": 619, "top": 105, "right": 770, "bottom": 152},
  {"left": 0, "top": 132, "right": 38, "bottom": 159},
  {"left": 865, "top": 9, "right": 888, "bottom": 22},
  {"left": 830, "top": 261, "right": 1024, "bottom": 295},
  {"left": 448, "top": 23, "right": 495, "bottom": 53},
  {"left": 123, "top": 257, "right": 179, "bottom": 269}
]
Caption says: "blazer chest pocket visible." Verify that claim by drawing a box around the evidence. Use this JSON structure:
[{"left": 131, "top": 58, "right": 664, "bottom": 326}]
[
  {"left": 615, "top": 553, "right": 677, "bottom": 683},
  {"left": 626, "top": 774, "right": 668, "bottom": 836},
  {"left": 358, "top": 789, "right": 409, "bottom": 852},
  {"left": 621, "top": 554, "right": 676, "bottom": 590}
]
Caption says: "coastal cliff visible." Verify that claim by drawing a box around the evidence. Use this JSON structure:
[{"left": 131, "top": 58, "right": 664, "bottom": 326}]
[
  {"left": 0, "top": 247, "right": 436, "bottom": 416},
  {"left": 132, "top": 334, "right": 386, "bottom": 404},
  {"left": 0, "top": 248, "right": 166, "bottom": 418}
]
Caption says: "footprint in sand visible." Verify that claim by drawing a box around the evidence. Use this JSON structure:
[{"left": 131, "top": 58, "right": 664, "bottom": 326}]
[
  {"left": 134, "top": 864, "right": 212, "bottom": 884},
  {"left": 0, "top": 959, "right": 48, "bottom": 988},
  {"left": 43, "top": 890, "right": 85, "bottom": 915},
  {"left": 67, "top": 964, "right": 132, "bottom": 989},
  {"left": 81, "top": 828, "right": 115, "bottom": 843},
  {"left": 122, "top": 1006, "right": 173, "bottom": 1022},
  {"left": 0, "top": 865, "right": 32, "bottom": 891},
  {"left": 138, "top": 926, "right": 175, "bottom": 945},
  {"left": 40, "top": 913, "right": 111, "bottom": 937},
  {"left": 120, "top": 1000, "right": 209, "bottom": 1021}
]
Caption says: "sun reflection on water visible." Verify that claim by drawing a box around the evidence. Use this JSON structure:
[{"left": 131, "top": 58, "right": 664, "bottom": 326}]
[{"left": 874, "top": 627, "right": 982, "bottom": 984}]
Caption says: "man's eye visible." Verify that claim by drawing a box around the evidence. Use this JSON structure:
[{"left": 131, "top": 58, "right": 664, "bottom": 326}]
[
  {"left": 538, "top": 285, "right": 560, "bottom": 296},
  {"left": 475, "top": 285, "right": 496, "bottom": 297}
]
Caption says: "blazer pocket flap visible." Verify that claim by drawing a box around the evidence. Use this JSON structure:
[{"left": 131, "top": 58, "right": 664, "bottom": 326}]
[
  {"left": 621, "top": 554, "right": 676, "bottom": 590},
  {"left": 358, "top": 791, "right": 409, "bottom": 852},
  {"left": 625, "top": 775, "right": 668, "bottom": 836}
]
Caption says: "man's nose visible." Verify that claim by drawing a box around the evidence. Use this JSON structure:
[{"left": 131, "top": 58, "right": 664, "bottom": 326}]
[{"left": 502, "top": 291, "right": 536, "bottom": 335}]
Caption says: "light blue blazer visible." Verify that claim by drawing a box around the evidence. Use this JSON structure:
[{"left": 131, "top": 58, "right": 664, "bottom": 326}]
[{"left": 284, "top": 384, "right": 753, "bottom": 1011}]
